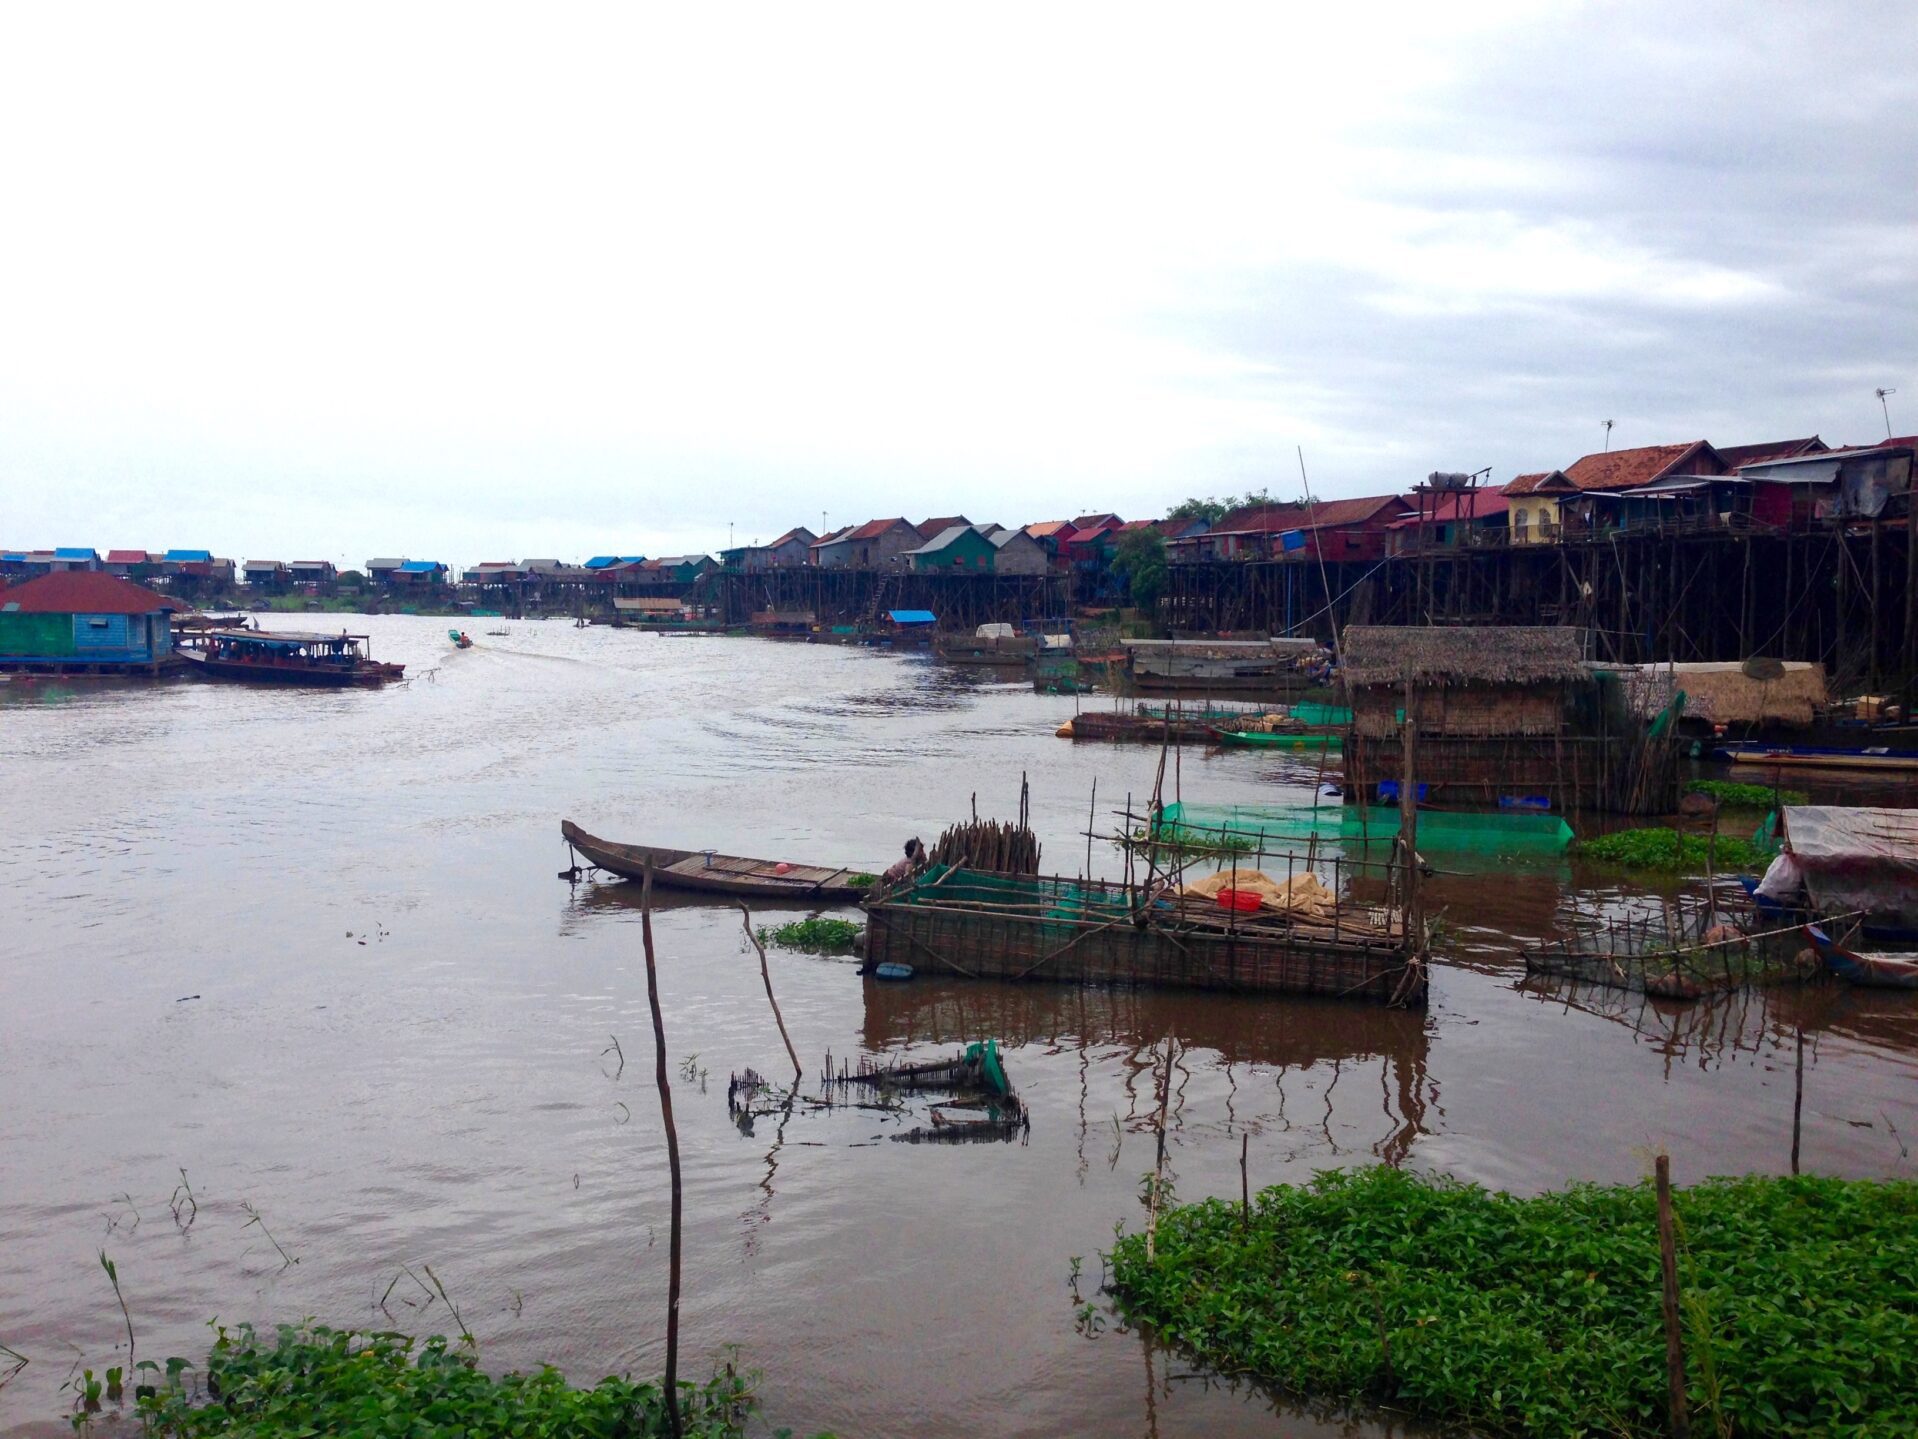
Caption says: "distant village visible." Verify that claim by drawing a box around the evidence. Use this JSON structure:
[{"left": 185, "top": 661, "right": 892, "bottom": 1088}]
[
  {"left": 2, "top": 432, "right": 1913, "bottom": 680},
  {"left": 6, "top": 433, "right": 1909, "bottom": 604}
]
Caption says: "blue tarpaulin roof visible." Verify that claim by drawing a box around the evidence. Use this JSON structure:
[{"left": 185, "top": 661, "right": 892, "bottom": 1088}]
[
  {"left": 584, "top": 556, "right": 621, "bottom": 568},
  {"left": 165, "top": 549, "right": 212, "bottom": 562},
  {"left": 888, "top": 609, "right": 937, "bottom": 624},
  {"left": 398, "top": 560, "right": 444, "bottom": 573},
  {"left": 54, "top": 547, "right": 97, "bottom": 560}
]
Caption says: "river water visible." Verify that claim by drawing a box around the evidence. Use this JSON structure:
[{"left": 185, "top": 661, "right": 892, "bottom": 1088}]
[{"left": 3, "top": 616, "right": 1914, "bottom": 1437}]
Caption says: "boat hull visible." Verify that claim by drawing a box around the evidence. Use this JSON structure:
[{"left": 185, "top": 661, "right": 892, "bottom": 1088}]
[
  {"left": 1803, "top": 924, "right": 1918, "bottom": 990},
  {"left": 560, "top": 820, "right": 867, "bottom": 902},
  {"left": 179, "top": 652, "right": 402, "bottom": 687}
]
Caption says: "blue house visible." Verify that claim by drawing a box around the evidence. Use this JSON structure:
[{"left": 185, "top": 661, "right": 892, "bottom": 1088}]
[
  {"left": 51, "top": 547, "right": 100, "bottom": 572},
  {"left": 0, "top": 571, "right": 177, "bottom": 674}
]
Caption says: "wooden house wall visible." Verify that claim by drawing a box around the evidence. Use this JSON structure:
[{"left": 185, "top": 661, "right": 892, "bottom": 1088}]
[{"left": 1351, "top": 682, "right": 1565, "bottom": 738}]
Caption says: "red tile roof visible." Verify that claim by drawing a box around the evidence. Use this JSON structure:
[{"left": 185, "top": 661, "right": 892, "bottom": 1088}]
[
  {"left": 1561, "top": 441, "right": 1718, "bottom": 493},
  {"left": 836, "top": 517, "right": 913, "bottom": 543},
  {"left": 0, "top": 571, "right": 180, "bottom": 614},
  {"left": 105, "top": 549, "right": 149, "bottom": 564},
  {"left": 1214, "top": 495, "right": 1409, "bottom": 534},
  {"left": 1717, "top": 437, "right": 1826, "bottom": 467},
  {"left": 1503, "top": 470, "right": 1576, "bottom": 496},
  {"left": 915, "top": 516, "right": 971, "bottom": 542}
]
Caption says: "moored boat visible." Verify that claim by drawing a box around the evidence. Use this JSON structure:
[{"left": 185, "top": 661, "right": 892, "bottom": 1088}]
[
  {"left": 560, "top": 820, "right": 872, "bottom": 902},
  {"left": 1717, "top": 741, "right": 1918, "bottom": 773},
  {"left": 1210, "top": 726, "right": 1341, "bottom": 751},
  {"left": 179, "top": 628, "right": 404, "bottom": 686},
  {"left": 1802, "top": 924, "right": 1918, "bottom": 990}
]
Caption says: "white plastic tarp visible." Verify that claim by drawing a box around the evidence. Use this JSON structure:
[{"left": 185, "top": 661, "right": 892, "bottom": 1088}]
[
  {"left": 975, "top": 623, "right": 1016, "bottom": 640},
  {"left": 1781, "top": 806, "right": 1918, "bottom": 927}
]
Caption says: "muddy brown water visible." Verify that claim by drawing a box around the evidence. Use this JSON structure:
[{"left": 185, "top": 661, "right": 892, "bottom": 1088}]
[{"left": 3, "top": 617, "right": 1914, "bottom": 1437}]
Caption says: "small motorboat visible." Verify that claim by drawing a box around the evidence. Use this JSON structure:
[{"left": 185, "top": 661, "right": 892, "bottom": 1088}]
[
  {"left": 1802, "top": 924, "right": 1918, "bottom": 990},
  {"left": 1210, "top": 726, "right": 1341, "bottom": 751},
  {"left": 449, "top": 630, "right": 474, "bottom": 649}
]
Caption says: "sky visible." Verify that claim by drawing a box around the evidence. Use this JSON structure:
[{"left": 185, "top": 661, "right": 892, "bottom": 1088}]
[{"left": 2, "top": 2, "right": 1914, "bottom": 567}]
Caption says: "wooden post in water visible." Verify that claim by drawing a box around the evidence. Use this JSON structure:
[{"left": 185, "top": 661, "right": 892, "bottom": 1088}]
[
  {"left": 1791, "top": 1026, "right": 1805, "bottom": 1176},
  {"left": 739, "top": 904, "right": 803, "bottom": 1086},
  {"left": 1145, "top": 1034, "right": 1176, "bottom": 1263},
  {"left": 1240, "top": 1131, "right": 1250, "bottom": 1232},
  {"left": 1654, "top": 1154, "right": 1690, "bottom": 1439},
  {"left": 1399, "top": 669, "right": 1422, "bottom": 945},
  {"left": 640, "top": 873, "right": 684, "bottom": 1439}
]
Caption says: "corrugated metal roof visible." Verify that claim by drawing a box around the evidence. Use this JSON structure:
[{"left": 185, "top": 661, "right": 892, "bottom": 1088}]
[
  {"left": 105, "top": 549, "right": 149, "bottom": 563},
  {"left": 584, "top": 555, "right": 622, "bottom": 568},
  {"left": 888, "top": 609, "right": 937, "bottom": 623},
  {"left": 367, "top": 558, "right": 405, "bottom": 569},
  {"left": 164, "top": 548, "right": 213, "bottom": 562},
  {"left": 397, "top": 560, "right": 444, "bottom": 573},
  {"left": 54, "top": 547, "right": 98, "bottom": 560},
  {"left": 905, "top": 525, "right": 978, "bottom": 556}
]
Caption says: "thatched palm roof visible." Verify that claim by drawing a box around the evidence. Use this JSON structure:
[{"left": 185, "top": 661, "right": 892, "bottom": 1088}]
[{"left": 1341, "top": 626, "right": 1586, "bottom": 688}]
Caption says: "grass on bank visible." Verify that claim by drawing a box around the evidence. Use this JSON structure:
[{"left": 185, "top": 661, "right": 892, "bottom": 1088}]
[
  {"left": 757, "top": 918, "right": 861, "bottom": 953},
  {"left": 1111, "top": 1166, "right": 1918, "bottom": 1439},
  {"left": 1685, "top": 779, "right": 1809, "bottom": 809},
  {"left": 1574, "top": 827, "right": 1771, "bottom": 873},
  {"left": 134, "top": 1323, "right": 773, "bottom": 1438}
]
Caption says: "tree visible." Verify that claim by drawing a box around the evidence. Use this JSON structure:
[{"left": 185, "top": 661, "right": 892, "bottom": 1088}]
[
  {"left": 1167, "top": 489, "right": 1277, "bottom": 524},
  {"left": 1111, "top": 528, "right": 1169, "bottom": 610}
]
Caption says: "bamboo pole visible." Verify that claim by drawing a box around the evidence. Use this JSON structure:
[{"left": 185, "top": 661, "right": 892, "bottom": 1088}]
[
  {"left": 739, "top": 905, "right": 803, "bottom": 1086},
  {"left": 1791, "top": 1026, "right": 1805, "bottom": 1176},
  {"left": 640, "top": 873, "right": 683, "bottom": 1439},
  {"left": 1654, "top": 1154, "right": 1690, "bottom": 1439}
]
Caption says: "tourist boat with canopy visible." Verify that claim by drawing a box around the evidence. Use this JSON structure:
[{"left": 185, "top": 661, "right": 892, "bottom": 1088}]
[{"left": 179, "top": 628, "right": 405, "bottom": 686}]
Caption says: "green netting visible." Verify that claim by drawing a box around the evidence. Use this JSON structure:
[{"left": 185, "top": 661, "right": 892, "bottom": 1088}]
[
  {"left": 964, "top": 1039, "right": 1010, "bottom": 1097},
  {"left": 1157, "top": 801, "right": 1573, "bottom": 856},
  {"left": 893, "top": 864, "right": 1133, "bottom": 919},
  {"left": 1288, "top": 702, "right": 1352, "bottom": 727}
]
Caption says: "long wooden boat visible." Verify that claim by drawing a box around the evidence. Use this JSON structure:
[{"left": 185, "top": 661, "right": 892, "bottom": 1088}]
[
  {"left": 1802, "top": 924, "right": 1918, "bottom": 990},
  {"left": 178, "top": 628, "right": 404, "bottom": 686},
  {"left": 1210, "top": 726, "right": 1341, "bottom": 751},
  {"left": 560, "top": 820, "right": 871, "bottom": 901},
  {"left": 1718, "top": 741, "right": 1918, "bottom": 773}
]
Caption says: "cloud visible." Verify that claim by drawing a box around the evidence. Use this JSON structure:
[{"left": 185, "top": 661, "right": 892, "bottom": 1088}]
[{"left": 0, "top": 1, "right": 1911, "bottom": 559}]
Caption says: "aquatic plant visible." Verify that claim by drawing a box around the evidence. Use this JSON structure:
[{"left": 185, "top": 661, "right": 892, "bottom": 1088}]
[
  {"left": 758, "top": 918, "right": 861, "bottom": 954},
  {"left": 845, "top": 873, "right": 879, "bottom": 889},
  {"left": 1574, "top": 828, "right": 1769, "bottom": 873},
  {"left": 136, "top": 1324, "right": 760, "bottom": 1438},
  {"left": 1110, "top": 1166, "right": 1918, "bottom": 1438},
  {"left": 1685, "top": 779, "right": 1808, "bottom": 809},
  {"left": 1134, "top": 826, "right": 1256, "bottom": 855}
]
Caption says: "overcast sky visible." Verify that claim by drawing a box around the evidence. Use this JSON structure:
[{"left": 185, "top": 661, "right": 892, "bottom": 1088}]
[{"left": 2, "top": 2, "right": 1913, "bottom": 566}]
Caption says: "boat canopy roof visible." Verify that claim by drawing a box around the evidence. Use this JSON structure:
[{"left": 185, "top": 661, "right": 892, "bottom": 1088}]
[
  {"left": 208, "top": 628, "right": 366, "bottom": 648},
  {"left": 1781, "top": 806, "right": 1918, "bottom": 871}
]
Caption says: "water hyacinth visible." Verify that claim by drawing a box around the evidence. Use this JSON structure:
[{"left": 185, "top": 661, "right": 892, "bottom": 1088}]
[{"left": 1110, "top": 1166, "right": 1918, "bottom": 1438}]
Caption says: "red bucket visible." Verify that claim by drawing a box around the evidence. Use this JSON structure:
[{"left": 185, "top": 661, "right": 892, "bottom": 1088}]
[{"left": 1217, "top": 889, "right": 1263, "bottom": 913}]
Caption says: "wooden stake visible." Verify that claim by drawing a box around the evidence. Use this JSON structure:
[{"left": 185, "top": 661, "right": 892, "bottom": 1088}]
[
  {"left": 1791, "top": 1026, "right": 1805, "bottom": 1176},
  {"left": 640, "top": 873, "right": 684, "bottom": 1439},
  {"left": 1654, "top": 1154, "right": 1689, "bottom": 1439},
  {"left": 1145, "top": 1035, "right": 1176, "bottom": 1263},
  {"left": 1240, "top": 1131, "right": 1250, "bottom": 1232},
  {"left": 739, "top": 905, "right": 803, "bottom": 1086}
]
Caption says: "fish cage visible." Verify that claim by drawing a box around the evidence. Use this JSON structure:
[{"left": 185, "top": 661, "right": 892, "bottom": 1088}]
[
  {"left": 1521, "top": 905, "right": 1859, "bottom": 998},
  {"left": 862, "top": 860, "right": 1425, "bottom": 1006}
]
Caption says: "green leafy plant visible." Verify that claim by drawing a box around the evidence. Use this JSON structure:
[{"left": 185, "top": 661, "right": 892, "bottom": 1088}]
[
  {"left": 135, "top": 1324, "right": 766, "bottom": 1437},
  {"left": 1685, "top": 779, "right": 1808, "bottom": 809},
  {"left": 757, "top": 919, "right": 860, "bottom": 954},
  {"left": 1573, "top": 828, "right": 1769, "bottom": 873},
  {"left": 845, "top": 873, "right": 879, "bottom": 889},
  {"left": 1110, "top": 1166, "right": 1918, "bottom": 1438}
]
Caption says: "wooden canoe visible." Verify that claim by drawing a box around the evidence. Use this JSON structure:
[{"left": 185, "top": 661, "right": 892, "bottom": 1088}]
[
  {"left": 1803, "top": 924, "right": 1918, "bottom": 990},
  {"left": 560, "top": 820, "right": 870, "bottom": 902},
  {"left": 1210, "top": 726, "right": 1341, "bottom": 751}
]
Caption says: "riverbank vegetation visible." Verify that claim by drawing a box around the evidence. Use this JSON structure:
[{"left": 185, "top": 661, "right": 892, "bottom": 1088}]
[
  {"left": 1574, "top": 827, "right": 1770, "bottom": 873},
  {"left": 134, "top": 1324, "right": 766, "bottom": 1438},
  {"left": 1111, "top": 1166, "right": 1918, "bottom": 1438}
]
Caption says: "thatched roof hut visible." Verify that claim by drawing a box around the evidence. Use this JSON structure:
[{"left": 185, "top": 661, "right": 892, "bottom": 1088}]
[
  {"left": 1626, "top": 661, "right": 1826, "bottom": 728},
  {"left": 1340, "top": 626, "right": 1586, "bottom": 689}
]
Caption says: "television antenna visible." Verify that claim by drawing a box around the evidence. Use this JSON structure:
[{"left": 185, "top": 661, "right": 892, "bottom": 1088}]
[
  {"left": 1601, "top": 419, "right": 1614, "bottom": 451},
  {"left": 1876, "top": 388, "right": 1897, "bottom": 439}
]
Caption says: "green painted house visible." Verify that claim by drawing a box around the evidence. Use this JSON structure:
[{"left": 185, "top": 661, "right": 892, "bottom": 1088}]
[
  {"left": 0, "top": 571, "right": 177, "bottom": 674},
  {"left": 906, "top": 525, "right": 997, "bottom": 573}
]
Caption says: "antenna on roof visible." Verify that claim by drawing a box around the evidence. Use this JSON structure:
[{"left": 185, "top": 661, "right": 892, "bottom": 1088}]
[
  {"left": 1876, "top": 388, "right": 1897, "bottom": 440},
  {"left": 1601, "top": 419, "right": 1614, "bottom": 451}
]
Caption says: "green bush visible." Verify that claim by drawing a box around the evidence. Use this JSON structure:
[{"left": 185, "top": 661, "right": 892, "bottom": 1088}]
[
  {"left": 1574, "top": 828, "right": 1769, "bottom": 873},
  {"left": 1686, "top": 779, "right": 1808, "bottom": 808},
  {"left": 138, "top": 1324, "right": 757, "bottom": 1437},
  {"left": 1111, "top": 1167, "right": 1918, "bottom": 1438}
]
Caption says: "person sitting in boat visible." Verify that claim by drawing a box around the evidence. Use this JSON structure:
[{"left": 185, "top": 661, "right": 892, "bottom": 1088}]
[{"left": 881, "top": 837, "right": 926, "bottom": 886}]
